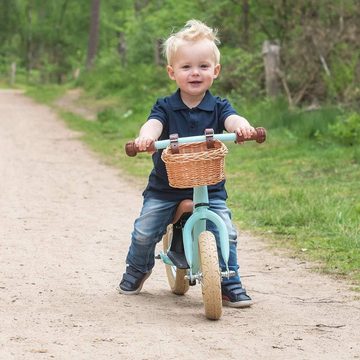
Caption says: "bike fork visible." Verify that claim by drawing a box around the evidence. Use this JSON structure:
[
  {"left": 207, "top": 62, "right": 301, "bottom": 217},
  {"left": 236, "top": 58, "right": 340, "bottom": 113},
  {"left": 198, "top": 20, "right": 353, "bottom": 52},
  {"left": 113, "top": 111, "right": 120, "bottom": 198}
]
[{"left": 182, "top": 186, "right": 231, "bottom": 282}]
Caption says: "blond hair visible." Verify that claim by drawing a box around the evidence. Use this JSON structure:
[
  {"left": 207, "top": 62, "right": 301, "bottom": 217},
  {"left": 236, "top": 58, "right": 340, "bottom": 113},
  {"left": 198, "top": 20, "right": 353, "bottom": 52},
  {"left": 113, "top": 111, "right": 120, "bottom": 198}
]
[{"left": 163, "top": 19, "right": 221, "bottom": 65}]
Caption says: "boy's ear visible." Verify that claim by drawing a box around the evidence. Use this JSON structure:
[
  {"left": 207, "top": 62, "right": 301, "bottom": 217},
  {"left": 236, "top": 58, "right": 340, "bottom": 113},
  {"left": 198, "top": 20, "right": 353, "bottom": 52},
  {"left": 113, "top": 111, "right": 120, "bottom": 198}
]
[
  {"left": 167, "top": 65, "right": 175, "bottom": 80},
  {"left": 213, "top": 64, "right": 221, "bottom": 79}
]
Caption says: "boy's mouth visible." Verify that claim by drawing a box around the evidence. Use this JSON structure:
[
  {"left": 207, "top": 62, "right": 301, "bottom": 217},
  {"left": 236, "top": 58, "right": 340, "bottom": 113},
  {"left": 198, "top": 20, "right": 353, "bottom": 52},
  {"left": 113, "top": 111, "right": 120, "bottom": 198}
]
[{"left": 189, "top": 81, "right": 202, "bottom": 84}]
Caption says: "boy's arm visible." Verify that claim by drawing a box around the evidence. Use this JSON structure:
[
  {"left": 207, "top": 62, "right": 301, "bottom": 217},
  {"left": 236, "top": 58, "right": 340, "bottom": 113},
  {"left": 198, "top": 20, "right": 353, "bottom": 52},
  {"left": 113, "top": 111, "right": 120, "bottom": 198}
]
[
  {"left": 224, "top": 114, "right": 255, "bottom": 140},
  {"left": 135, "top": 118, "right": 163, "bottom": 151}
]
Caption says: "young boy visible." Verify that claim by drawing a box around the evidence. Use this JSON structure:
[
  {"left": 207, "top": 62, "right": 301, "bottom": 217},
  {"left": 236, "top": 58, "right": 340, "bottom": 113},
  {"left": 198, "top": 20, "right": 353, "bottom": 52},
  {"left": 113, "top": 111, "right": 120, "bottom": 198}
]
[{"left": 118, "top": 19, "right": 255, "bottom": 307}]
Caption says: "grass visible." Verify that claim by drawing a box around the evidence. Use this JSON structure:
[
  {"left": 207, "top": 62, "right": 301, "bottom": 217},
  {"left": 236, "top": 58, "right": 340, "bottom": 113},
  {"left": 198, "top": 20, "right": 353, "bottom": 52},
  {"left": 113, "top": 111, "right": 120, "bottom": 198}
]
[
  {"left": 25, "top": 84, "right": 360, "bottom": 288},
  {"left": 25, "top": 84, "right": 69, "bottom": 104},
  {"left": 225, "top": 136, "right": 360, "bottom": 282}
]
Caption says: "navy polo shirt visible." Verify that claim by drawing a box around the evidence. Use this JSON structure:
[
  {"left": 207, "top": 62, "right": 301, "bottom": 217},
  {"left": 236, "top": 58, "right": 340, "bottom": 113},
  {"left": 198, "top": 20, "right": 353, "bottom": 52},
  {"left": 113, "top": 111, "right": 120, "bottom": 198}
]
[{"left": 142, "top": 89, "right": 238, "bottom": 201}]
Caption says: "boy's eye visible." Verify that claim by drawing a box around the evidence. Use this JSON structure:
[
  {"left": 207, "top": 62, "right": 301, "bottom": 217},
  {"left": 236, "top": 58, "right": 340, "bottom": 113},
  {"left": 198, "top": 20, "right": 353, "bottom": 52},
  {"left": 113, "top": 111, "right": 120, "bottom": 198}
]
[
  {"left": 182, "top": 65, "right": 191, "bottom": 69},
  {"left": 200, "top": 64, "right": 210, "bottom": 69}
]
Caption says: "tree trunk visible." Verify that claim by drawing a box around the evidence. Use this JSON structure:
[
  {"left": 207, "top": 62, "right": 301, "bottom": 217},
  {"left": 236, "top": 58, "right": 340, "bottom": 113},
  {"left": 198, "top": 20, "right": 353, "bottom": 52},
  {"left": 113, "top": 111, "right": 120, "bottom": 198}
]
[
  {"left": 54, "top": 0, "right": 70, "bottom": 83},
  {"left": 117, "top": 31, "right": 127, "bottom": 66},
  {"left": 25, "top": 3, "right": 33, "bottom": 79},
  {"left": 262, "top": 40, "right": 281, "bottom": 97},
  {"left": 242, "top": 0, "right": 250, "bottom": 47},
  {"left": 86, "top": 0, "right": 100, "bottom": 70},
  {"left": 154, "top": 39, "right": 163, "bottom": 66}
]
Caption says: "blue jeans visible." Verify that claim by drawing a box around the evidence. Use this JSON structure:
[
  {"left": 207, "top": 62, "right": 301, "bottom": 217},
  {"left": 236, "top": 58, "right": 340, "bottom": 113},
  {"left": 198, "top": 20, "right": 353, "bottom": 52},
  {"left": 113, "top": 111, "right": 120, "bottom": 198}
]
[{"left": 125, "top": 197, "right": 242, "bottom": 284}]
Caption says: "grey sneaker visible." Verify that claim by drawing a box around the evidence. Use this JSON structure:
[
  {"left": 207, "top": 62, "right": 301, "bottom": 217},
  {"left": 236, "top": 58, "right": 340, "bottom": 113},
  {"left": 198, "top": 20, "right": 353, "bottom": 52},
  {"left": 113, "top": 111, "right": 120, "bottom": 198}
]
[
  {"left": 221, "top": 283, "right": 253, "bottom": 308},
  {"left": 118, "top": 265, "right": 152, "bottom": 295}
]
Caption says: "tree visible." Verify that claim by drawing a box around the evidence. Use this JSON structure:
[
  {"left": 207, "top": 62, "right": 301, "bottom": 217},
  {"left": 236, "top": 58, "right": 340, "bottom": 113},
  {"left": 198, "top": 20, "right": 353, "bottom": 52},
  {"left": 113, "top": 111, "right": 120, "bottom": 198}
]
[{"left": 86, "top": 0, "right": 101, "bottom": 70}]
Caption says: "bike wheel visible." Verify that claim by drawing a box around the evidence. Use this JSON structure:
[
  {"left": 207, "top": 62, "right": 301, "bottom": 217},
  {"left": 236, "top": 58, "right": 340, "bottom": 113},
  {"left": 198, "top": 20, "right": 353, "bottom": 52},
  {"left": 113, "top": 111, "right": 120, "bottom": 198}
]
[
  {"left": 162, "top": 225, "right": 189, "bottom": 295},
  {"left": 198, "top": 231, "right": 222, "bottom": 320}
]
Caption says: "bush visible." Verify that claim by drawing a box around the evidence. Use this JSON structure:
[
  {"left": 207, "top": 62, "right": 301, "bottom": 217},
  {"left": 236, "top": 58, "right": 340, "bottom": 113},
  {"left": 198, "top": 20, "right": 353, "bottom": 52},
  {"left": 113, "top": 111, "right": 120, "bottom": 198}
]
[
  {"left": 329, "top": 112, "right": 360, "bottom": 146},
  {"left": 215, "top": 46, "right": 263, "bottom": 100},
  {"left": 233, "top": 97, "right": 342, "bottom": 141}
]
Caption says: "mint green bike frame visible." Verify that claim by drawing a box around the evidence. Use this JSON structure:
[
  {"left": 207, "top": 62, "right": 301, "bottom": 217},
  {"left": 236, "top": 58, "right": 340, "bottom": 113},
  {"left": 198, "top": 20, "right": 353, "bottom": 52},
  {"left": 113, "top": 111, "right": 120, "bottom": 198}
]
[{"left": 156, "top": 132, "right": 238, "bottom": 282}]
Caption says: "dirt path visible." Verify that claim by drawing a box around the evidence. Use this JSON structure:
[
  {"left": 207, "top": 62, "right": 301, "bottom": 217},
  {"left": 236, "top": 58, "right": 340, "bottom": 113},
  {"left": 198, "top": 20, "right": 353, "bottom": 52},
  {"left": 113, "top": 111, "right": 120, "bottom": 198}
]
[{"left": 0, "top": 89, "right": 359, "bottom": 360}]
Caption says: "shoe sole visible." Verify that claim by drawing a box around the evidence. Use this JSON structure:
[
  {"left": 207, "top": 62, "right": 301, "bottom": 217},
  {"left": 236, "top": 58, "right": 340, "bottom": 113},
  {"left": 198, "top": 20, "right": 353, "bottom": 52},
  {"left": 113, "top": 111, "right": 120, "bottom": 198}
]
[
  {"left": 222, "top": 299, "right": 253, "bottom": 308},
  {"left": 117, "top": 270, "right": 152, "bottom": 295}
]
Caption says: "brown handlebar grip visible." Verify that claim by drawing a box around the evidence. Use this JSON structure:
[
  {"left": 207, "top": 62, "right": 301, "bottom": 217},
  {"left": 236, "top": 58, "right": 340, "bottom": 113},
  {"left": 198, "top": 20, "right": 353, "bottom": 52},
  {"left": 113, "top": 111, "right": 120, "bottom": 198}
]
[
  {"left": 236, "top": 127, "right": 267, "bottom": 144},
  {"left": 125, "top": 141, "right": 138, "bottom": 157},
  {"left": 254, "top": 127, "right": 266, "bottom": 143},
  {"left": 125, "top": 141, "right": 156, "bottom": 157}
]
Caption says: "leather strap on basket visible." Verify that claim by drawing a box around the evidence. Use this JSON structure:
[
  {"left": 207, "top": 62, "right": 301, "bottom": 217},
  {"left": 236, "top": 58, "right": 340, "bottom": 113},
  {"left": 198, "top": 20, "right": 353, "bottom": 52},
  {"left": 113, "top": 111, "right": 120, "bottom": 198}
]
[
  {"left": 205, "top": 128, "right": 215, "bottom": 149},
  {"left": 170, "top": 133, "right": 179, "bottom": 154}
]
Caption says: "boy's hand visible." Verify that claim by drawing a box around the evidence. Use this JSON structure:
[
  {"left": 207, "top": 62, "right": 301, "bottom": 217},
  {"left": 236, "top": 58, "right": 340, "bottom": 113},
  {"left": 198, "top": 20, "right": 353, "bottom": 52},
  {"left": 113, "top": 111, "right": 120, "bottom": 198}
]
[
  {"left": 234, "top": 125, "right": 255, "bottom": 143},
  {"left": 224, "top": 115, "right": 255, "bottom": 143},
  {"left": 135, "top": 118, "right": 163, "bottom": 152},
  {"left": 135, "top": 136, "right": 155, "bottom": 152}
]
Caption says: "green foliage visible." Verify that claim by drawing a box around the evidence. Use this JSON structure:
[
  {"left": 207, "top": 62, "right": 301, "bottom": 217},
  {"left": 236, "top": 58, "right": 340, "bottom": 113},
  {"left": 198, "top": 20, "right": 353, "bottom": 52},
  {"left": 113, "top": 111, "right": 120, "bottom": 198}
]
[
  {"left": 324, "top": 43, "right": 360, "bottom": 104},
  {"left": 25, "top": 84, "right": 68, "bottom": 104},
  {"left": 329, "top": 112, "right": 360, "bottom": 146},
  {"left": 1, "top": 0, "right": 359, "bottom": 106},
  {"left": 215, "top": 46, "right": 263, "bottom": 99},
  {"left": 231, "top": 97, "right": 343, "bottom": 142},
  {"left": 76, "top": 55, "right": 175, "bottom": 138},
  {"left": 0, "top": 0, "right": 90, "bottom": 84},
  {"left": 79, "top": 49, "right": 171, "bottom": 98}
]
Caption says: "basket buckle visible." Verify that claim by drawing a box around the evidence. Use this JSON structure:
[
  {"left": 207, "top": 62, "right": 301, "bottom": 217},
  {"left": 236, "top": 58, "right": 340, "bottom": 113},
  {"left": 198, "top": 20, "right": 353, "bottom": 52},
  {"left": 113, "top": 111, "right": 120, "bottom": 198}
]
[
  {"left": 205, "top": 128, "right": 215, "bottom": 149},
  {"left": 170, "top": 133, "right": 179, "bottom": 154}
]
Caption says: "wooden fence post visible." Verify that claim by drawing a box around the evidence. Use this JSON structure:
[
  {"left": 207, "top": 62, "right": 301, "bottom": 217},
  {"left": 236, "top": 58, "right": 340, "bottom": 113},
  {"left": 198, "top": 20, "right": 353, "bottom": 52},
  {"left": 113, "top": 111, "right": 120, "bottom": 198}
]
[{"left": 262, "top": 40, "right": 281, "bottom": 97}]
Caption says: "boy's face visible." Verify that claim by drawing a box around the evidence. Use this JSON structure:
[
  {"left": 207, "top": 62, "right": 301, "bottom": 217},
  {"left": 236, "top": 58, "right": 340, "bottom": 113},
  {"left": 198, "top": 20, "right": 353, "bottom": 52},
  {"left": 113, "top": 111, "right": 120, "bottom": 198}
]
[{"left": 167, "top": 39, "right": 220, "bottom": 103}]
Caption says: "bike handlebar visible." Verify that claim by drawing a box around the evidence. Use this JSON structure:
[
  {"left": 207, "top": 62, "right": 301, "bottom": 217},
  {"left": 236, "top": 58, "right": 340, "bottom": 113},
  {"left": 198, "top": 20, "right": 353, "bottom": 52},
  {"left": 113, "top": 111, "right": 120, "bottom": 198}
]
[{"left": 125, "top": 127, "right": 266, "bottom": 157}]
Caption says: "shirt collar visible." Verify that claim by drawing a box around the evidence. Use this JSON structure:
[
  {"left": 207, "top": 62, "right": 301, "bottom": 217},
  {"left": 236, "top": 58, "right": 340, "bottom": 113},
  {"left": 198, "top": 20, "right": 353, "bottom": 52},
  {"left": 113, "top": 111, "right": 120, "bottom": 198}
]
[{"left": 169, "top": 89, "right": 216, "bottom": 111}]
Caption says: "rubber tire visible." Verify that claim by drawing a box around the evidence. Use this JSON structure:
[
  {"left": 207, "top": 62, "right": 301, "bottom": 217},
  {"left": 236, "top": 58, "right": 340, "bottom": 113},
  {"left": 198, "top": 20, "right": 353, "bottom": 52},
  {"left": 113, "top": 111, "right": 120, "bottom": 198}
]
[
  {"left": 162, "top": 224, "right": 189, "bottom": 295},
  {"left": 198, "top": 231, "right": 222, "bottom": 320}
]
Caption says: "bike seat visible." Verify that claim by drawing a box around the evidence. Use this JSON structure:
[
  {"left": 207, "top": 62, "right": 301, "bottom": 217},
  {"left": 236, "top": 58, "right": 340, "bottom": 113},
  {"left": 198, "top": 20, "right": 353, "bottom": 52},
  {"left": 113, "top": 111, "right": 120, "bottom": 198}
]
[{"left": 172, "top": 199, "right": 193, "bottom": 224}]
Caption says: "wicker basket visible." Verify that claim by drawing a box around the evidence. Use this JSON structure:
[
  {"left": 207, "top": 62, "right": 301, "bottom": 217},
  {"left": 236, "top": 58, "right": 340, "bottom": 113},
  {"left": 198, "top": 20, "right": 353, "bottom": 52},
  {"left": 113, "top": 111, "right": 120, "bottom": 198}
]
[{"left": 161, "top": 140, "right": 228, "bottom": 188}]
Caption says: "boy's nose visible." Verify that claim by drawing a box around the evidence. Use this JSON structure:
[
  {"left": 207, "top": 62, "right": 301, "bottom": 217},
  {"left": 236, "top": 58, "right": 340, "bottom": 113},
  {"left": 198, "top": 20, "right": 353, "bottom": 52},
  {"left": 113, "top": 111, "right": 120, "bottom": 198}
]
[{"left": 191, "top": 67, "right": 200, "bottom": 75}]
